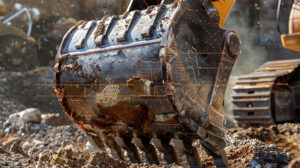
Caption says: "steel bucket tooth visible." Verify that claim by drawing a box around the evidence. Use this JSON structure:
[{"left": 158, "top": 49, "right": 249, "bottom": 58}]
[
  {"left": 114, "top": 134, "right": 136, "bottom": 163},
  {"left": 131, "top": 134, "right": 156, "bottom": 164},
  {"left": 150, "top": 137, "right": 169, "bottom": 165},
  {"left": 169, "top": 137, "right": 190, "bottom": 167}
]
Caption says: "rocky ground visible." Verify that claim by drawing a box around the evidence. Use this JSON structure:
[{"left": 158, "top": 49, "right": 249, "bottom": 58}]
[
  {"left": 0, "top": 107, "right": 300, "bottom": 168},
  {"left": 0, "top": 0, "right": 299, "bottom": 167}
]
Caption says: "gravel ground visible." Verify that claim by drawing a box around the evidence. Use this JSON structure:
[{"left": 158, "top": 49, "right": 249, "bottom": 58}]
[
  {"left": 0, "top": 123, "right": 128, "bottom": 168},
  {"left": 0, "top": 96, "right": 26, "bottom": 123},
  {"left": 0, "top": 97, "right": 299, "bottom": 168},
  {"left": 0, "top": 117, "right": 299, "bottom": 168}
]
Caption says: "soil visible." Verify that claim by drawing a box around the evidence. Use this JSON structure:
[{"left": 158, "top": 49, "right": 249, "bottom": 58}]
[
  {"left": 228, "top": 124, "right": 300, "bottom": 158},
  {"left": 0, "top": 121, "right": 299, "bottom": 168}
]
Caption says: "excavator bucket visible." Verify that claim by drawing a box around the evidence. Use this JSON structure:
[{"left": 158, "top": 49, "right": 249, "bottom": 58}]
[{"left": 55, "top": 0, "right": 240, "bottom": 167}]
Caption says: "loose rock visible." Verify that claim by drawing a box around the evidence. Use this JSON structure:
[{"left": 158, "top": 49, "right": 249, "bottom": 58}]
[
  {"left": 9, "top": 108, "right": 41, "bottom": 125},
  {"left": 10, "top": 140, "right": 25, "bottom": 155},
  {"left": 264, "top": 152, "right": 276, "bottom": 162},
  {"left": 0, "top": 117, "right": 299, "bottom": 168}
]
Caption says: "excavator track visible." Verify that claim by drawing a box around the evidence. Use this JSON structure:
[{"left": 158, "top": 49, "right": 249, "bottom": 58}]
[
  {"left": 232, "top": 59, "right": 300, "bottom": 127},
  {"left": 55, "top": 0, "right": 240, "bottom": 167}
]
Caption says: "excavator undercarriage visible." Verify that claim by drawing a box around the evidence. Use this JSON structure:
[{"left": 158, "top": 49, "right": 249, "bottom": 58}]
[
  {"left": 55, "top": 0, "right": 239, "bottom": 167},
  {"left": 232, "top": 59, "right": 300, "bottom": 127},
  {"left": 233, "top": 0, "right": 300, "bottom": 127}
]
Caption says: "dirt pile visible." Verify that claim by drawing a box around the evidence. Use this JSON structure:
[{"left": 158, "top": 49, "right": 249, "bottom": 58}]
[
  {"left": 200, "top": 128, "right": 295, "bottom": 167},
  {"left": 1, "top": 117, "right": 299, "bottom": 168},
  {"left": 0, "top": 122, "right": 128, "bottom": 168},
  {"left": 228, "top": 123, "right": 300, "bottom": 158}
]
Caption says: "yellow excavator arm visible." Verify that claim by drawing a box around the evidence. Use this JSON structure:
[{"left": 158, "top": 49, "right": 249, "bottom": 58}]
[{"left": 210, "top": 0, "right": 236, "bottom": 28}]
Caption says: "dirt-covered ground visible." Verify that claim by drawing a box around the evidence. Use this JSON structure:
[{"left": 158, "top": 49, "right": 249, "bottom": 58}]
[
  {"left": 0, "top": 114, "right": 299, "bottom": 168},
  {"left": 0, "top": 1, "right": 300, "bottom": 168}
]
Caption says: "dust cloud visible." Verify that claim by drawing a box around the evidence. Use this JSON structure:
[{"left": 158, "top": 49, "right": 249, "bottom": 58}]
[{"left": 223, "top": 4, "right": 268, "bottom": 128}]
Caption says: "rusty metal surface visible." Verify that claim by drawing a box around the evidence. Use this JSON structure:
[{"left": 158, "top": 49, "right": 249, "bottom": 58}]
[
  {"left": 55, "top": 1, "right": 240, "bottom": 167},
  {"left": 232, "top": 59, "right": 300, "bottom": 127}
]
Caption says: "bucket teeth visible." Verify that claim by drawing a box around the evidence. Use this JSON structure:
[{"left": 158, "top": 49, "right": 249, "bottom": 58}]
[
  {"left": 96, "top": 131, "right": 120, "bottom": 160},
  {"left": 105, "top": 144, "right": 121, "bottom": 160},
  {"left": 169, "top": 138, "right": 190, "bottom": 167},
  {"left": 203, "top": 132, "right": 227, "bottom": 152},
  {"left": 85, "top": 134, "right": 105, "bottom": 152},
  {"left": 214, "top": 150, "right": 229, "bottom": 168},
  {"left": 85, "top": 127, "right": 228, "bottom": 167},
  {"left": 131, "top": 136, "right": 150, "bottom": 164},
  {"left": 114, "top": 135, "right": 136, "bottom": 163},
  {"left": 192, "top": 140, "right": 203, "bottom": 168},
  {"left": 150, "top": 138, "right": 169, "bottom": 165}
]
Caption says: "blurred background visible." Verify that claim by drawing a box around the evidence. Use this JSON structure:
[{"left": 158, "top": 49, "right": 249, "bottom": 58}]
[{"left": 0, "top": 0, "right": 298, "bottom": 127}]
